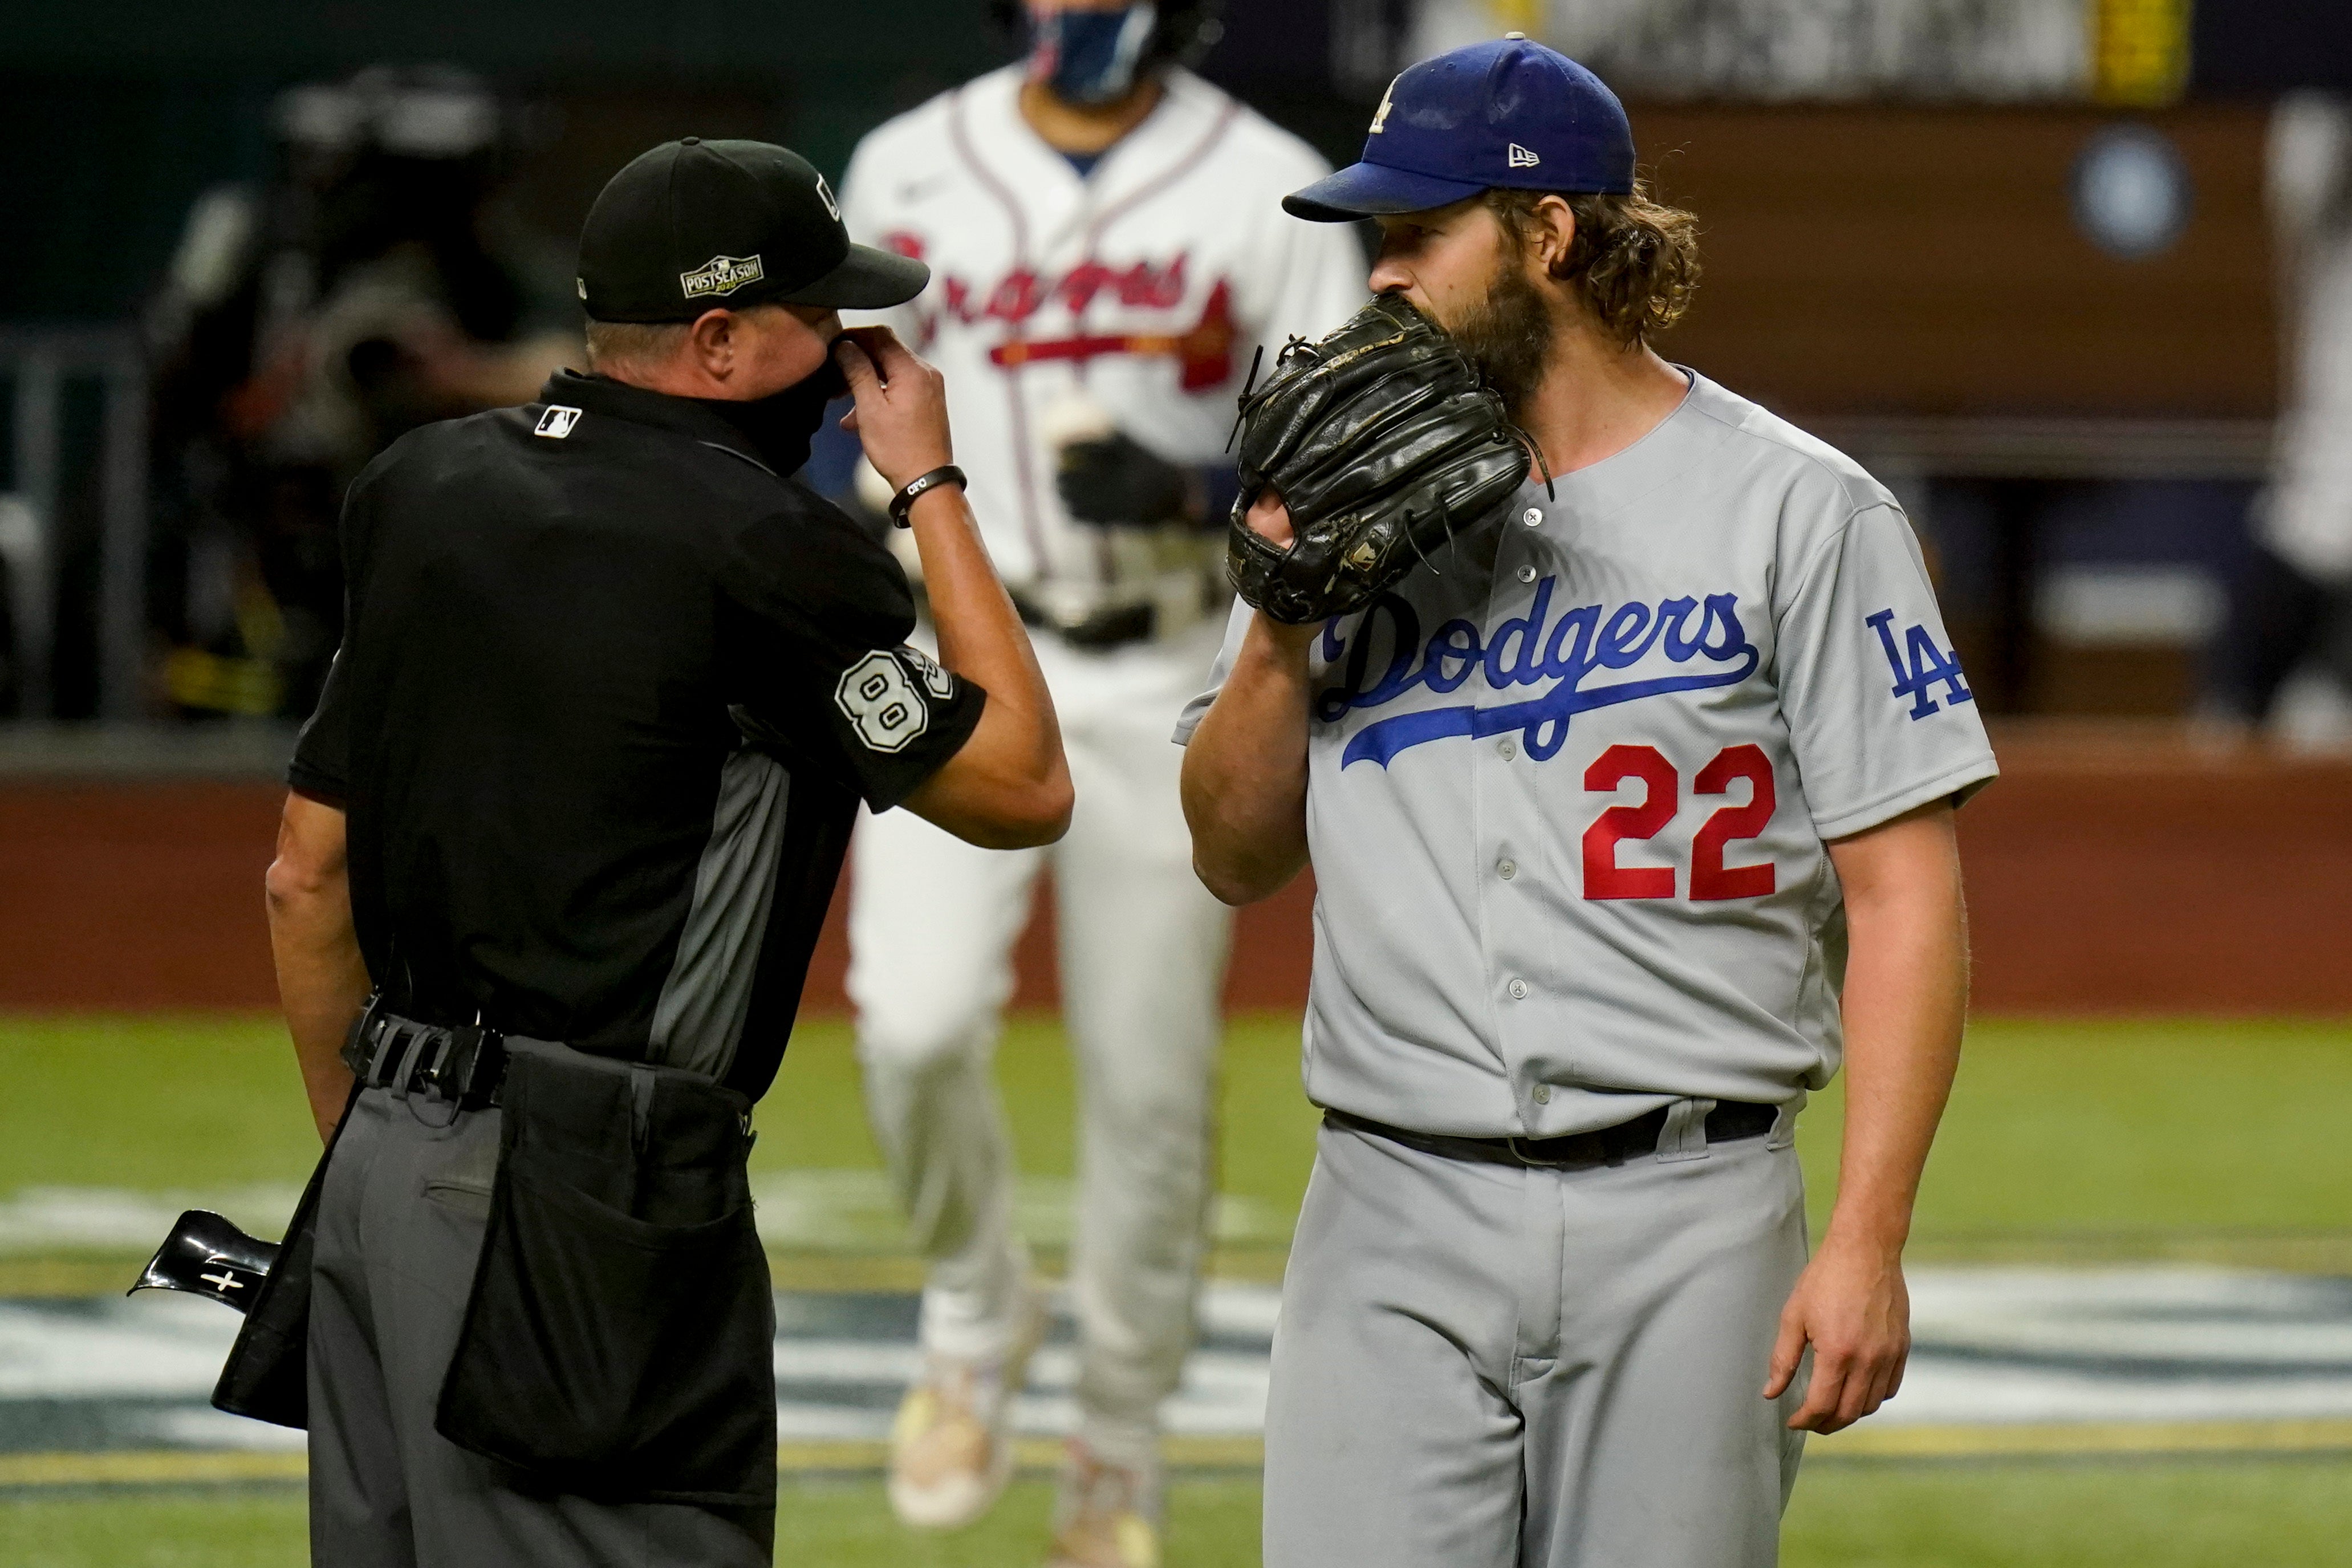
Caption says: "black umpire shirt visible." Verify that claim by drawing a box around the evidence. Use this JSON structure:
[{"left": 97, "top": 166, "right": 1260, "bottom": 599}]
[{"left": 290, "top": 369, "right": 983, "bottom": 1100}]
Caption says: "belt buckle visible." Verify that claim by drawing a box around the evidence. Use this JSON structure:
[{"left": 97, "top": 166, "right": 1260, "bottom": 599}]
[
  {"left": 1506, "top": 1134, "right": 1581, "bottom": 1168},
  {"left": 423, "top": 1026, "right": 494, "bottom": 1105}
]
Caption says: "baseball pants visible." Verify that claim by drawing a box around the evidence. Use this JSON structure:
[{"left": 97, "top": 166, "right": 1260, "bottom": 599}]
[
  {"left": 1263, "top": 1106, "right": 1810, "bottom": 1568},
  {"left": 848, "top": 627, "right": 1232, "bottom": 1460},
  {"left": 307, "top": 1086, "right": 770, "bottom": 1568}
]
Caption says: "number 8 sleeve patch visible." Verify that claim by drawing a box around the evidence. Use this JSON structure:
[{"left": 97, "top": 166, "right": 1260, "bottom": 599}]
[{"left": 835, "top": 649, "right": 931, "bottom": 753}]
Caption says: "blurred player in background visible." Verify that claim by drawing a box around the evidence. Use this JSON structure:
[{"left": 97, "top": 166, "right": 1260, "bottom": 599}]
[
  {"left": 835, "top": 2, "right": 1363, "bottom": 1561},
  {"left": 2215, "top": 92, "right": 2352, "bottom": 741},
  {"left": 146, "top": 66, "right": 577, "bottom": 721}
]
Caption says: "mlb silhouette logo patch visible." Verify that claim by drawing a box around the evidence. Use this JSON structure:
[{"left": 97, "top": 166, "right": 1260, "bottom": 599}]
[
  {"left": 534, "top": 406, "right": 582, "bottom": 439},
  {"left": 1508, "top": 143, "right": 1541, "bottom": 168}
]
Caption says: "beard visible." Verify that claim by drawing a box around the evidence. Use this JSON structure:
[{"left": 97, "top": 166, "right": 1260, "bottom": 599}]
[{"left": 1439, "top": 252, "right": 1554, "bottom": 417}]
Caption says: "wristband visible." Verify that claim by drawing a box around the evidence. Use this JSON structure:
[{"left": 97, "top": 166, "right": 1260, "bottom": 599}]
[{"left": 887, "top": 465, "right": 966, "bottom": 528}]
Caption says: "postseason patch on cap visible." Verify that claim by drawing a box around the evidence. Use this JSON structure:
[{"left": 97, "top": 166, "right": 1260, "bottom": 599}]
[{"left": 681, "top": 253, "right": 765, "bottom": 300}]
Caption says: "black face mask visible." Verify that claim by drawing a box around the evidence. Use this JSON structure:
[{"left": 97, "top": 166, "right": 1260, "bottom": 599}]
[{"left": 694, "top": 350, "right": 848, "bottom": 476}]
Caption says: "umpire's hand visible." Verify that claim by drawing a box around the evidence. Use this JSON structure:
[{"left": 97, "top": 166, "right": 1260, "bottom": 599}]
[{"left": 833, "top": 327, "right": 953, "bottom": 491}]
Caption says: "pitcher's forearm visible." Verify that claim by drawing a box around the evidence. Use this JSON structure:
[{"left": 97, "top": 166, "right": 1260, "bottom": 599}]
[
  {"left": 1183, "top": 614, "right": 1317, "bottom": 903},
  {"left": 1821, "top": 809, "right": 1968, "bottom": 1253}
]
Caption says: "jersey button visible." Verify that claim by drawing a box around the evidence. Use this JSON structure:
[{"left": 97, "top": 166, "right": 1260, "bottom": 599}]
[
  {"left": 1522, "top": 507, "right": 1543, "bottom": 526},
  {"left": 1498, "top": 859, "right": 1517, "bottom": 880},
  {"left": 1508, "top": 978, "right": 1529, "bottom": 1000},
  {"left": 1497, "top": 738, "right": 1517, "bottom": 760},
  {"left": 1516, "top": 564, "right": 1537, "bottom": 583},
  {"left": 1532, "top": 1083, "right": 1551, "bottom": 1103}
]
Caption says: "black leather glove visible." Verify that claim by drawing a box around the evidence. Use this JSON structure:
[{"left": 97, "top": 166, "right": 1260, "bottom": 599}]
[
  {"left": 1227, "top": 294, "right": 1532, "bottom": 625},
  {"left": 1057, "top": 430, "right": 1196, "bottom": 529}
]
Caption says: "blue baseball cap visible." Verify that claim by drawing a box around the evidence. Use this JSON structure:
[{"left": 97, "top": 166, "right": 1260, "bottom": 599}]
[{"left": 1284, "top": 35, "right": 1635, "bottom": 222}]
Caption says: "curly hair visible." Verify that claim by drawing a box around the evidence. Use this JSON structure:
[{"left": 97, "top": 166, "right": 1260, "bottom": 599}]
[{"left": 1484, "top": 178, "right": 1702, "bottom": 348}]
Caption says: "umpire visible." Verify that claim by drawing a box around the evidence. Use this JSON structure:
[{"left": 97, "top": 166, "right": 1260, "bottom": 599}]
[{"left": 253, "top": 137, "right": 1071, "bottom": 1566}]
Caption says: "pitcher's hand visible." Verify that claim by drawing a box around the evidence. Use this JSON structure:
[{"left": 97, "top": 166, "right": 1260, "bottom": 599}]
[
  {"left": 1245, "top": 489, "right": 1294, "bottom": 548},
  {"left": 1765, "top": 1234, "right": 1912, "bottom": 1434},
  {"left": 835, "top": 327, "right": 952, "bottom": 492}
]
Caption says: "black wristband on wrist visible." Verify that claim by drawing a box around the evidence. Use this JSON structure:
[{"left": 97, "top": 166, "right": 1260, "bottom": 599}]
[{"left": 887, "top": 465, "right": 967, "bottom": 528}]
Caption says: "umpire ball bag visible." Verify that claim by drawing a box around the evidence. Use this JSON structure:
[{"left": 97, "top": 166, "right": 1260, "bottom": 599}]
[{"left": 214, "top": 1038, "right": 776, "bottom": 1508}]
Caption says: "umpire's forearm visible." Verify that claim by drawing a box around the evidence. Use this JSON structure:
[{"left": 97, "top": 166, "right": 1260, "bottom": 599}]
[
  {"left": 1820, "top": 805, "right": 1969, "bottom": 1254},
  {"left": 1181, "top": 612, "right": 1315, "bottom": 905},
  {"left": 900, "top": 484, "right": 1073, "bottom": 847},
  {"left": 911, "top": 482, "right": 1051, "bottom": 748},
  {"left": 266, "top": 794, "right": 371, "bottom": 1143}
]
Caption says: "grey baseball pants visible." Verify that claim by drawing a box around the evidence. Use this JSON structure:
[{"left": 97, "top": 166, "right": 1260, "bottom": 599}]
[
  {"left": 1262, "top": 1105, "right": 1810, "bottom": 1568},
  {"left": 306, "top": 1086, "right": 770, "bottom": 1567}
]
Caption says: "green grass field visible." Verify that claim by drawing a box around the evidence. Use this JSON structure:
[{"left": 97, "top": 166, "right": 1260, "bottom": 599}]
[
  {"left": 5, "top": 1011, "right": 2351, "bottom": 1565},
  {"left": 7, "top": 1011, "right": 2350, "bottom": 1240},
  {"left": 8, "top": 1461, "right": 2352, "bottom": 1568}
]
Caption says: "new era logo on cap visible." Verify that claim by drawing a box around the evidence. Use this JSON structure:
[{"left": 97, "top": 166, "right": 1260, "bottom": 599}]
[
  {"left": 1508, "top": 143, "right": 1541, "bottom": 168},
  {"left": 534, "top": 406, "right": 582, "bottom": 438}
]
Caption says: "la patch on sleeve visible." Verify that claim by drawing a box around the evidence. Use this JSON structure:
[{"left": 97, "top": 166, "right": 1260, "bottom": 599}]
[{"left": 1867, "top": 610, "right": 1973, "bottom": 719}]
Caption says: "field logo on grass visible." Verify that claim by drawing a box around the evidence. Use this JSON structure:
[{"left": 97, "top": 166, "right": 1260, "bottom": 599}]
[{"left": 1867, "top": 608, "right": 1973, "bottom": 719}]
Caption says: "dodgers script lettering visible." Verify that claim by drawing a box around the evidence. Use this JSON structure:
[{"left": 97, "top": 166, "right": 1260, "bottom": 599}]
[{"left": 1314, "top": 579, "right": 1761, "bottom": 767}]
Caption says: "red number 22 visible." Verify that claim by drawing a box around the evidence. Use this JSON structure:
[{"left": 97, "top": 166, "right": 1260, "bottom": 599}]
[{"left": 1580, "top": 744, "right": 1777, "bottom": 901}]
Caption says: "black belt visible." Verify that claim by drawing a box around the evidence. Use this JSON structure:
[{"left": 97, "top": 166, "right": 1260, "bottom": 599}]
[
  {"left": 340, "top": 1000, "right": 508, "bottom": 1110},
  {"left": 1327, "top": 1099, "right": 1778, "bottom": 1170},
  {"left": 1008, "top": 590, "right": 1158, "bottom": 651}
]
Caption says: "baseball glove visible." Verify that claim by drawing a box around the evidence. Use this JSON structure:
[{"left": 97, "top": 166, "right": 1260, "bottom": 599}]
[{"left": 1226, "top": 293, "right": 1533, "bottom": 625}]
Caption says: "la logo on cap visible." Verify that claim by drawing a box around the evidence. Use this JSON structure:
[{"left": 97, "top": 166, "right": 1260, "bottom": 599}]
[{"left": 1369, "top": 76, "right": 1398, "bottom": 134}]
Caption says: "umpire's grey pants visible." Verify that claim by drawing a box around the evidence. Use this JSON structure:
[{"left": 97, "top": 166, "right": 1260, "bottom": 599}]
[
  {"left": 307, "top": 1086, "right": 770, "bottom": 1567},
  {"left": 1263, "top": 1107, "right": 1809, "bottom": 1568}
]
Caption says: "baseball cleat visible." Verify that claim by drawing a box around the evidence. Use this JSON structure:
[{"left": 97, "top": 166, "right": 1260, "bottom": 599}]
[
  {"left": 886, "top": 1287, "right": 1047, "bottom": 1530},
  {"left": 1042, "top": 1439, "right": 1162, "bottom": 1568}
]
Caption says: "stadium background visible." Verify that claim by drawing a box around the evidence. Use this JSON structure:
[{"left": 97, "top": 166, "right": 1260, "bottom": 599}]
[{"left": 5, "top": 1, "right": 2351, "bottom": 1563}]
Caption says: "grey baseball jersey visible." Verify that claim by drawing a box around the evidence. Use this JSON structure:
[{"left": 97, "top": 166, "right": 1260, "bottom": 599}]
[{"left": 1176, "top": 371, "right": 1998, "bottom": 1138}]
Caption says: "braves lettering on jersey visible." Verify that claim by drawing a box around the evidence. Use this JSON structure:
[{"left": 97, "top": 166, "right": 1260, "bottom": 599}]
[
  {"left": 1177, "top": 372, "right": 1999, "bottom": 1138},
  {"left": 838, "top": 64, "right": 1366, "bottom": 591}
]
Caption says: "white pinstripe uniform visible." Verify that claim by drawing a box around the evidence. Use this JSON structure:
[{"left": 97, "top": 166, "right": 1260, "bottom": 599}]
[{"left": 837, "top": 63, "right": 1364, "bottom": 1459}]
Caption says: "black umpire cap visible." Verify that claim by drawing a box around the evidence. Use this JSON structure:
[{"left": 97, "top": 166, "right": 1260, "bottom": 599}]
[{"left": 576, "top": 137, "right": 929, "bottom": 322}]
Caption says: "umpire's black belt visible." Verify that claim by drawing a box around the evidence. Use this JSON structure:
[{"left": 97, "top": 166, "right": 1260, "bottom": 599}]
[
  {"left": 1327, "top": 1099, "right": 1778, "bottom": 1170},
  {"left": 340, "top": 1005, "right": 507, "bottom": 1110}
]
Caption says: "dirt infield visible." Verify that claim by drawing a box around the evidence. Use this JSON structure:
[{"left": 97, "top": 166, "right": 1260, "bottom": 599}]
[{"left": 3, "top": 732, "right": 2345, "bottom": 1014}]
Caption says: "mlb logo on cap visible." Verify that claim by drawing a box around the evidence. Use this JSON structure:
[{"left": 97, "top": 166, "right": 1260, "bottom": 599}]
[{"left": 1285, "top": 34, "right": 1635, "bottom": 222}]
